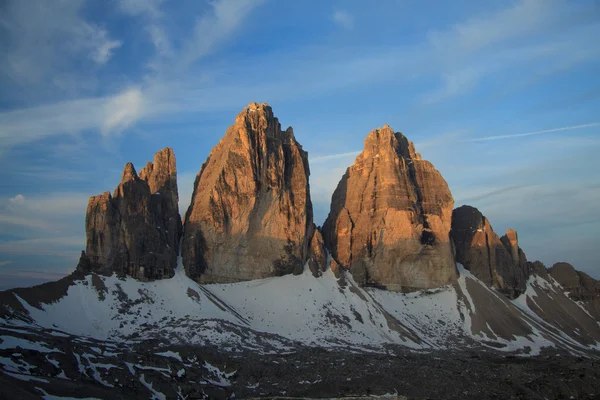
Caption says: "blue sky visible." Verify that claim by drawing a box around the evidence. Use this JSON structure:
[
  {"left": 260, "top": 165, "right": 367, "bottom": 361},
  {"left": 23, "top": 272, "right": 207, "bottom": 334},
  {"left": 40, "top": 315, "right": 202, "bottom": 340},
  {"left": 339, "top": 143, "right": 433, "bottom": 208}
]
[{"left": 1, "top": 0, "right": 599, "bottom": 289}]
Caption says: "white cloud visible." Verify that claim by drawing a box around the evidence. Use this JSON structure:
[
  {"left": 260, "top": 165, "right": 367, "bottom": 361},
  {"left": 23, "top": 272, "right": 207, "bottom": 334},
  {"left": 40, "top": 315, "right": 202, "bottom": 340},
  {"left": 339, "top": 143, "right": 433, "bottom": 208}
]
[
  {"left": 9, "top": 194, "right": 25, "bottom": 206},
  {"left": 332, "top": 10, "right": 354, "bottom": 30},
  {"left": 92, "top": 39, "right": 123, "bottom": 64},
  {"left": 102, "top": 87, "right": 145, "bottom": 136},
  {"left": 0, "top": 87, "right": 150, "bottom": 148}
]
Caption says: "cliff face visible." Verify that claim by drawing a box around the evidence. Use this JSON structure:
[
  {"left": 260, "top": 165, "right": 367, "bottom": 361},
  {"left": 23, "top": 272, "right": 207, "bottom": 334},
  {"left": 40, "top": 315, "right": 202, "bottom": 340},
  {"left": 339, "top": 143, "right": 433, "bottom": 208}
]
[
  {"left": 182, "top": 102, "right": 324, "bottom": 283},
  {"left": 322, "top": 125, "right": 457, "bottom": 292},
  {"left": 450, "top": 205, "right": 527, "bottom": 298},
  {"left": 81, "top": 148, "right": 181, "bottom": 280}
]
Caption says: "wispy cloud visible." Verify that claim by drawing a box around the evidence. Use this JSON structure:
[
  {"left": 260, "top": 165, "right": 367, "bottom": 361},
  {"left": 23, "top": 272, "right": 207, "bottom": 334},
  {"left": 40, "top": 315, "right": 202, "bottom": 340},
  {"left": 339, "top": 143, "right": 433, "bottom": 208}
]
[
  {"left": 0, "top": 237, "right": 84, "bottom": 256},
  {"left": 102, "top": 87, "right": 145, "bottom": 136},
  {"left": 420, "top": 68, "right": 482, "bottom": 104},
  {"left": 0, "top": 0, "right": 122, "bottom": 93},
  {"left": 310, "top": 151, "right": 360, "bottom": 164},
  {"left": 421, "top": 0, "right": 600, "bottom": 104},
  {"left": 0, "top": 260, "right": 13, "bottom": 267},
  {"left": 0, "top": 192, "right": 88, "bottom": 234},
  {"left": 180, "top": 0, "right": 266, "bottom": 69},
  {"left": 427, "top": 0, "right": 557, "bottom": 55},
  {"left": 0, "top": 87, "right": 150, "bottom": 148},
  {"left": 466, "top": 122, "right": 600, "bottom": 142},
  {"left": 332, "top": 10, "right": 354, "bottom": 30}
]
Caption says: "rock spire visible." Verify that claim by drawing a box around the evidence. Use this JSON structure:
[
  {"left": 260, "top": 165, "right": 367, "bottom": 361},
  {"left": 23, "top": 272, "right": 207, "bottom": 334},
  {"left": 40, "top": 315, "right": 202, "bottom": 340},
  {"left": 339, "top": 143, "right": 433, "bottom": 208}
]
[{"left": 182, "top": 102, "right": 325, "bottom": 283}]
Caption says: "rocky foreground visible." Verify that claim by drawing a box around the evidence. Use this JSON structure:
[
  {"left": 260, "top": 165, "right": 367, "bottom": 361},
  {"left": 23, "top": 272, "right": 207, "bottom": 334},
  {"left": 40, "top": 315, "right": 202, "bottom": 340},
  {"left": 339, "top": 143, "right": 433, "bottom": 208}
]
[
  {"left": 1, "top": 322, "right": 598, "bottom": 400},
  {"left": 1, "top": 260, "right": 600, "bottom": 399}
]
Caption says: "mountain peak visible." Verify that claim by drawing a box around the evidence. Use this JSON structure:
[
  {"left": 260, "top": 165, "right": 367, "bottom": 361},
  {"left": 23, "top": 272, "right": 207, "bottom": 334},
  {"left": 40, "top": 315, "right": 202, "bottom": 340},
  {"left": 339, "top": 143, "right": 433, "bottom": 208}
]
[
  {"left": 182, "top": 103, "right": 318, "bottom": 283},
  {"left": 362, "top": 125, "right": 421, "bottom": 161},
  {"left": 121, "top": 162, "right": 138, "bottom": 183},
  {"left": 323, "top": 128, "right": 456, "bottom": 291}
]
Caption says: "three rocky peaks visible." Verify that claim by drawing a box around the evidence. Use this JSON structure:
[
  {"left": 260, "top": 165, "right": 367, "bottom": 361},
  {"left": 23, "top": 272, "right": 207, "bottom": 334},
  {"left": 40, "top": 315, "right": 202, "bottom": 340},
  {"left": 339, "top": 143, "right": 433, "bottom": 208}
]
[{"left": 79, "top": 102, "right": 598, "bottom": 302}]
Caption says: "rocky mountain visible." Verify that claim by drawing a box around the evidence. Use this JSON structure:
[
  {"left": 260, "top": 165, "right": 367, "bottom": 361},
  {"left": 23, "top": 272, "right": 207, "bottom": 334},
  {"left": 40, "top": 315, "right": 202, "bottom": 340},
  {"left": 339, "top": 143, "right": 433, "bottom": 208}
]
[
  {"left": 1, "top": 104, "right": 600, "bottom": 398},
  {"left": 322, "top": 125, "right": 457, "bottom": 292},
  {"left": 450, "top": 205, "right": 528, "bottom": 299},
  {"left": 182, "top": 102, "right": 324, "bottom": 283},
  {"left": 80, "top": 148, "right": 181, "bottom": 280}
]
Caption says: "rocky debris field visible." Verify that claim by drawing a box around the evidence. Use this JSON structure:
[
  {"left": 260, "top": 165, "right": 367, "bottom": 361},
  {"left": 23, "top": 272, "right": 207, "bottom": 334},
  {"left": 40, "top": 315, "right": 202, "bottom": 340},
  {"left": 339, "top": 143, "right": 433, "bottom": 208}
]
[{"left": 1, "top": 324, "right": 599, "bottom": 400}]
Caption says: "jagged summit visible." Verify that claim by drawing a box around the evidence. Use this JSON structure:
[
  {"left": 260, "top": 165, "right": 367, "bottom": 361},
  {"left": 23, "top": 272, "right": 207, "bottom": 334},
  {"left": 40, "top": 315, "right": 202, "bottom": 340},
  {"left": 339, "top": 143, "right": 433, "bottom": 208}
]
[
  {"left": 322, "top": 125, "right": 456, "bottom": 292},
  {"left": 121, "top": 162, "right": 137, "bottom": 183},
  {"left": 80, "top": 147, "right": 181, "bottom": 280}
]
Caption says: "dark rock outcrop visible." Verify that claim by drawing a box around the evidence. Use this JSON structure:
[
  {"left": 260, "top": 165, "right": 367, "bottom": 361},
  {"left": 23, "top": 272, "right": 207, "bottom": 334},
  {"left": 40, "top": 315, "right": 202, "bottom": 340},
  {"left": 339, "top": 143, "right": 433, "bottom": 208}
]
[
  {"left": 182, "top": 102, "right": 316, "bottom": 283},
  {"left": 527, "top": 260, "right": 550, "bottom": 280},
  {"left": 450, "top": 205, "right": 526, "bottom": 298},
  {"left": 549, "top": 262, "right": 600, "bottom": 302},
  {"left": 81, "top": 148, "right": 181, "bottom": 280},
  {"left": 322, "top": 125, "right": 457, "bottom": 291}
]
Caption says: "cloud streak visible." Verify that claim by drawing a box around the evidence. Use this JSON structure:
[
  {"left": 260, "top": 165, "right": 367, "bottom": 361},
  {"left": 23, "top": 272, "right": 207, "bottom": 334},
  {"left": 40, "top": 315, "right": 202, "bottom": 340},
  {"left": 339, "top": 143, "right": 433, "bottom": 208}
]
[
  {"left": 466, "top": 122, "right": 600, "bottom": 142},
  {"left": 310, "top": 151, "right": 360, "bottom": 164}
]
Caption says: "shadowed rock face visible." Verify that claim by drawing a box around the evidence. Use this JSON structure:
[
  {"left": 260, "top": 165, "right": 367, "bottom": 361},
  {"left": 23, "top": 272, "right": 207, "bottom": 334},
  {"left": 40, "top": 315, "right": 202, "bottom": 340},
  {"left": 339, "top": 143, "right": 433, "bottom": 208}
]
[
  {"left": 450, "top": 205, "right": 526, "bottom": 299},
  {"left": 500, "top": 229, "right": 530, "bottom": 277},
  {"left": 322, "top": 125, "right": 457, "bottom": 292},
  {"left": 182, "top": 102, "right": 323, "bottom": 283},
  {"left": 549, "top": 262, "right": 600, "bottom": 302},
  {"left": 81, "top": 148, "right": 181, "bottom": 280},
  {"left": 307, "top": 228, "right": 327, "bottom": 278}
]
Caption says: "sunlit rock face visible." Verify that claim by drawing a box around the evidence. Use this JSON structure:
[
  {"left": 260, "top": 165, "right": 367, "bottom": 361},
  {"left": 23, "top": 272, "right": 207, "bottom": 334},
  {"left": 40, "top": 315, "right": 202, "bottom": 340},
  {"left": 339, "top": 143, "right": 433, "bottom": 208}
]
[
  {"left": 81, "top": 148, "right": 181, "bottom": 280},
  {"left": 450, "top": 205, "right": 526, "bottom": 299},
  {"left": 322, "top": 125, "right": 457, "bottom": 292},
  {"left": 182, "top": 102, "right": 324, "bottom": 283}
]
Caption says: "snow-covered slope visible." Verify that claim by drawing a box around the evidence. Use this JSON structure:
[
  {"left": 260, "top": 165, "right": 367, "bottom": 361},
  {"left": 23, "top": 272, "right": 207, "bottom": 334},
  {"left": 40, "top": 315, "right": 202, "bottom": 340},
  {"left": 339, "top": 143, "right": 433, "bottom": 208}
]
[{"left": 2, "top": 259, "right": 599, "bottom": 356}]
